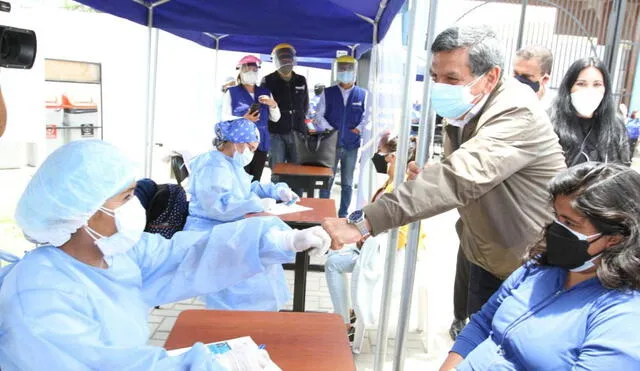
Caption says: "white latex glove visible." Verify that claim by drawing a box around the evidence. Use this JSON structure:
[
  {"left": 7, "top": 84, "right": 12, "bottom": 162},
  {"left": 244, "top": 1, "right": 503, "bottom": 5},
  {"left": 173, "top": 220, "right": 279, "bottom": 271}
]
[
  {"left": 277, "top": 226, "right": 331, "bottom": 256},
  {"left": 277, "top": 187, "right": 299, "bottom": 204},
  {"left": 260, "top": 198, "right": 277, "bottom": 212},
  {"left": 215, "top": 348, "right": 281, "bottom": 371}
]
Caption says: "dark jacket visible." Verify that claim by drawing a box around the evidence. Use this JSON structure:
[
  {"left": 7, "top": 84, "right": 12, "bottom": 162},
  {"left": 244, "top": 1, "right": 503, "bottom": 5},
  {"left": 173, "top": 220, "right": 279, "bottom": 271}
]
[{"left": 261, "top": 71, "right": 308, "bottom": 134}]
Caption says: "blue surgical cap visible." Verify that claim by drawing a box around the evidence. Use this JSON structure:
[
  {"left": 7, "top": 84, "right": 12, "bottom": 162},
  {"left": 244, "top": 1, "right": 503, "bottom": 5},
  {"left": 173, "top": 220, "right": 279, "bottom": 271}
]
[
  {"left": 214, "top": 119, "right": 260, "bottom": 145},
  {"left": 15, "top": 140, "right": 137, "bottom": 246}
]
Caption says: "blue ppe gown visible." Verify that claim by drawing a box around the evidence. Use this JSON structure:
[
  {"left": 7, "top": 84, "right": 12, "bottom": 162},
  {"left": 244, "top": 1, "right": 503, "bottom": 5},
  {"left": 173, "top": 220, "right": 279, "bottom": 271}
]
[
  {"left": 0, "top": 217, "right": 292, "bottom": 370},
  {"left": 184, "top": 150, "right": 293, "bottom": 311}
]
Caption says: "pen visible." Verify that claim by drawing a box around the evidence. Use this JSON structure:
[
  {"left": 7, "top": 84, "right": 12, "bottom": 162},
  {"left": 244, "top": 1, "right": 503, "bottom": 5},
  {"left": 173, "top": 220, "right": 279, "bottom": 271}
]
[{"left": 258, "top": 344, "right": 266, "bottom": 350}]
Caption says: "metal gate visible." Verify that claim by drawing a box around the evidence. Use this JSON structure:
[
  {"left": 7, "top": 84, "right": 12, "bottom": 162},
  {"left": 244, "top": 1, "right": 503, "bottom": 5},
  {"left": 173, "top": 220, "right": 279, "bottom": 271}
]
[{"left": 455, "top": 0, "right": 640, "bottom": 107}]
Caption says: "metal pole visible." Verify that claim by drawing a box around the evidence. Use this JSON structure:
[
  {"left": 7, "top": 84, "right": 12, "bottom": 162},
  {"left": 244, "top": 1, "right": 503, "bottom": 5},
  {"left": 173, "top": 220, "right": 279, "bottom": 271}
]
[
  {"left": 204, "top": 33, "right": 229, "bottom": 89},
  {"left": 516, "top": 0, "right": 529, "bottom": 51},
  {"left": 604, "top": 0, "right": 626, "bottom": 97},
  {"left": 392, "top": 0, "right": 438, "bottom": 368},
  {"left": 367, "top": 23, "right": 380, "bottom": 207},
  {"left": 135, "top": 0, "right": 170, "bottom": 178},
  {"left": 374, "top": 0, "right": 419, "bottom": 369},
  {"left": 214, "top": 38, "right": 220, "bottom": 89},
  {"left": 143, "top": 8, "right": 160, "bottom": 178}
]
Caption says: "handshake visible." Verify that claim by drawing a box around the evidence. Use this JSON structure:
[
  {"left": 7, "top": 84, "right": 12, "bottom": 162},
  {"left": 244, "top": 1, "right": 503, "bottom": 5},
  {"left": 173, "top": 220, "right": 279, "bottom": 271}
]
[{"left": 275, "top": 227, "right": 331, "bottom": 257}]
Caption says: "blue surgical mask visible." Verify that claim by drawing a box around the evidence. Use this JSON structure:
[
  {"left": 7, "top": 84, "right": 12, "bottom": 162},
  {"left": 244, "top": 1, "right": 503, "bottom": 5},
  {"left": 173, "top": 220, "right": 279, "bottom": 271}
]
[
  {"left": 430, "top": 74, "right": 485, "bottom": 119},
  {"left": 337, "top": 71, "right": 355, "bottom": 84}
]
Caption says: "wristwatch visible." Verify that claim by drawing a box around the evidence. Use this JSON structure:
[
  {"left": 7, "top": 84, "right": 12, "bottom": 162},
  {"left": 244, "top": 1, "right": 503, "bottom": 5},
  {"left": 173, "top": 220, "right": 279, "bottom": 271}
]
[{"left": 347, "top": 210, "right": 370, "bottom": 238}]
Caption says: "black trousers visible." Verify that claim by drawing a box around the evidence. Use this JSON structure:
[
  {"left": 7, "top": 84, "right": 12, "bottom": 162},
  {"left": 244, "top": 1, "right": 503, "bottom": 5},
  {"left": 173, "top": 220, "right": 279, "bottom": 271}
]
[
  {"left": 453, "top": 247, "right": 504, "bottom": 319},
  {"left": 453, "top": 246, "right": 470, "bottom": 321},
  {"left": 467, "top": 261, "right": 503, "bottom": 317},
  {"left": 244, "top": 150, "right": 268, "bottom": 183}
]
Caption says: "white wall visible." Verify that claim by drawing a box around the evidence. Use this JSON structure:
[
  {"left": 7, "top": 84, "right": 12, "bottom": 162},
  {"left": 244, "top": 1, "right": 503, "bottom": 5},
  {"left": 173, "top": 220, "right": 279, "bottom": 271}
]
[{"left": 0, "top": 5, "right": 331, "bottom": 174}]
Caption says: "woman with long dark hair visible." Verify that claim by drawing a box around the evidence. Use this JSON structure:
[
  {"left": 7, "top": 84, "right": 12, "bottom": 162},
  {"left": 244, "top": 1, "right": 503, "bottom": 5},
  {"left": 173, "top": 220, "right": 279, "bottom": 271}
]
[
  {"left": 440, "top": 162, "right": 640, "bottom": 370},
  {"left": 549, "top": 57, "right": 630, "bottom": 166}
]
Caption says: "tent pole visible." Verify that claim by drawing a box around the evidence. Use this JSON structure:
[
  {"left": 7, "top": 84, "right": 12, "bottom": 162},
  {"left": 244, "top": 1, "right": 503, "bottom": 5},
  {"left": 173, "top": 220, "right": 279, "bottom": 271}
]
[
  {"left": 204, "top": 33, "right": 228, "bottom": 94},
  {"left": 374, "top": 0, "right": 419, "bottom": 369},
  {"left": 392, "top": 1, "right": 439, "bottom": 368},
  {"left": 367, "top": 25, "right": 379, "bottom": 212},
  {"left": 137, "top": 0, "right": 170, "bottom": 178},
  {"left": 143, "top": 7, "right": 159, "bottom": 178},
  {"left": 214, "top": 38, "right": 220, "bottom": 89}
]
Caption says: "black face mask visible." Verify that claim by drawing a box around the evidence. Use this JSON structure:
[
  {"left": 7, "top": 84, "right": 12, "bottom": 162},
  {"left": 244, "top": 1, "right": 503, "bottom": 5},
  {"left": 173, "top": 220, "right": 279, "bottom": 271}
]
[
  {"left": 544, "top": 221, "right": 602, "bottom": 270},
  {"left": 515, "top": 74, "right": 541, "bottom": 93},
  {"left": 371, "top": 153, "right": 388, "bottom": 174},
  {"left": 279, "top": 65, "right": 294, "bottom": 75}
]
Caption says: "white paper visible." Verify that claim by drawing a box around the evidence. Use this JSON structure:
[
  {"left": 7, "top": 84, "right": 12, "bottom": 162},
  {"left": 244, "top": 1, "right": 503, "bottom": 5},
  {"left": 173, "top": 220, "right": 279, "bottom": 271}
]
[
  {"left": 167, "top": 336, "right": 282, "bottom": 370},
  {"left": 266, "top": 203, "right": 312, "bottom": 216},
  {"left": 166, "top": 336, "right": 257, "bottom": 356}
]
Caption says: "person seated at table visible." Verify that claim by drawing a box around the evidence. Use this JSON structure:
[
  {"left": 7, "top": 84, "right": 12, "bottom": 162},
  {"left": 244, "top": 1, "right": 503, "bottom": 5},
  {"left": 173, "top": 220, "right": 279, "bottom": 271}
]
[
  {"left": 184, "top": 118, "right": 300, "bottom": 311},
  {"left": 325, "top": 134, "right": 423, "bottom": 340},
  {"left": 439, "top": 162, "right": 640, "bottom": 371},
  {"left": 0, "top": 140, "right": 331, "bottom": 370}
]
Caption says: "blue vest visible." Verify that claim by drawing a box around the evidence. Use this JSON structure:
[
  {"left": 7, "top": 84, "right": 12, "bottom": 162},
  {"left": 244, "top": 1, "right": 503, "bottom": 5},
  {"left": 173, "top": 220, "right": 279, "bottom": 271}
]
[
  {"left": 228, "top": 85, "right": 271, "bottom": 151},
  {"left": 323, "top": 85, "right": 367, "bottom": 149}
]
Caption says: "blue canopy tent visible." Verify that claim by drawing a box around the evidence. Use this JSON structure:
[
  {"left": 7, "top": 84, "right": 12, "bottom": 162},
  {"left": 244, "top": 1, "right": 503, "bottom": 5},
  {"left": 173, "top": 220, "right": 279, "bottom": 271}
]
[
  {"left": 75, "top": 0, "right": 406, "bottom": 177},
  {"left": 72, "top": 2, "right": 441, "bottom": 371}
]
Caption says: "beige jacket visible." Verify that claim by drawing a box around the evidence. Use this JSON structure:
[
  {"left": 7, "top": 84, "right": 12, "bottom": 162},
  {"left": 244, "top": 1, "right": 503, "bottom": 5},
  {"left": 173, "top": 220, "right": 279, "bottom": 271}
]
[{"left": 363, "top": 77, "right": 566, "bottom": 279}]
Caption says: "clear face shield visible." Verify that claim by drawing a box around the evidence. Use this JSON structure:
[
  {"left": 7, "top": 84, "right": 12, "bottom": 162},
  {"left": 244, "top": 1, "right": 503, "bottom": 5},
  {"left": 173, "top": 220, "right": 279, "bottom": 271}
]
[
  {"left": 273, "top": 47, "right": 296, "bottom": 74},
  {"left": 333, "top": 60, "right": 357, "bottom": 84}
]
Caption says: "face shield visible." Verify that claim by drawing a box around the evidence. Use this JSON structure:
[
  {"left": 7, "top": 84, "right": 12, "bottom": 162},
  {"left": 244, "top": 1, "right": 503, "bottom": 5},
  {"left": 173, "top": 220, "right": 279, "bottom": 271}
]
[
  {"left": 273, "top": 46, "right": 296, "bottom": 74},
  {"left": 334, "top": 58, "right": 358, "bottom": 84},
  {"left": 239, "top": 63, "right": 260, "bottom": 85}
]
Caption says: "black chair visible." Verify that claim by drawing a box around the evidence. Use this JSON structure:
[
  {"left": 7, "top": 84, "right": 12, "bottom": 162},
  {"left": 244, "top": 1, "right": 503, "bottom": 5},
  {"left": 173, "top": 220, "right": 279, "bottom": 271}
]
[{"left": 170, "top": 154, "right": 189, "bottom": 186}]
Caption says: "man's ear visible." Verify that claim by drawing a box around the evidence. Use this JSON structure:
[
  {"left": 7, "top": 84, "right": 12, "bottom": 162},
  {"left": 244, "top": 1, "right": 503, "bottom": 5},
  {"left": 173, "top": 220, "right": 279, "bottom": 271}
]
[
  {"left": 485, "top": 66, "right": 501, "bottom": 92},
  {"left": 541, "top": 74, "right": 550, "bottom": 86}
]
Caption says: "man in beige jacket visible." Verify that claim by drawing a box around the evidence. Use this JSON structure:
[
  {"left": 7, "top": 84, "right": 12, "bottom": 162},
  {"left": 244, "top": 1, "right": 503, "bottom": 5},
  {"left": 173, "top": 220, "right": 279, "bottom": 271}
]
[{"left": 322, "top": 25, "right": 566, "bottom": 320}]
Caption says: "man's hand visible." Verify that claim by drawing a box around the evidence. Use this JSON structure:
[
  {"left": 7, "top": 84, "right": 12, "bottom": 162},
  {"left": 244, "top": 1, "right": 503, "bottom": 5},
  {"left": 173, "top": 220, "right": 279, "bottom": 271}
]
[
  {"left": 321, "top": 218, "right": 364, "bottom": 250},
  {"left": 406, "top": 161, "right": 422, "bottom": 181},
  {"left": 350, "top": 128, "right": 361, "bottom": 135},
  {"left": 243, "top": 110, "right": 260, "bottom": 122}
]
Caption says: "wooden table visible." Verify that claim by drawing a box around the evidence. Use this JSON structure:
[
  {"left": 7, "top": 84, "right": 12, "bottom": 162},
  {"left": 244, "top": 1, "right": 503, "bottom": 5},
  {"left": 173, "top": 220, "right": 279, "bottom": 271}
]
[
  {"left": 272, "top": 163, "right": 333, "bottom": 198},
  {"left": 165, "top": 310, "right": 355, "bottom": 371},
  {"left": 247, "top": 198, "right": 336, "bottom": 312}
]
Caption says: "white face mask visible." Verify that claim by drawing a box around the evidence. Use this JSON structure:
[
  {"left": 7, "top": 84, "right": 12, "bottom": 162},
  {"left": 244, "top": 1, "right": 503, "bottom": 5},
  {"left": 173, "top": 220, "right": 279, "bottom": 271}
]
[
  {"left": 240, "top": 71, "right": 259, "bottom": 85},
  {"left": 85, "top": 196, "right": 146, "bottom": 257},
  {"left": 570, "top": 89, "right": 605, "bottom": 118},
  {"left": 233, "top": 146, "right": 254, "bottom": 167}
]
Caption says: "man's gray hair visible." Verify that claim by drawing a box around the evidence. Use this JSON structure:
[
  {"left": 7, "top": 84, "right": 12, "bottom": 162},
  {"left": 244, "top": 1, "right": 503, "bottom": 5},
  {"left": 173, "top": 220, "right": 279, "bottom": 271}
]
[
  {"left": 516, "top": 45, "right": 553, "bottom": 75},
  {"left": 431, "top": 25, "right": 504, "bottom": 76}
]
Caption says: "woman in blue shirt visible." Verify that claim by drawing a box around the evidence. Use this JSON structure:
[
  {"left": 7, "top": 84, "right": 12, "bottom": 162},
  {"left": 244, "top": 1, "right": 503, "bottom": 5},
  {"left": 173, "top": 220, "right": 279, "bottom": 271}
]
[{"left": 440, "top": 162, "right": 640, "bottom": 370}]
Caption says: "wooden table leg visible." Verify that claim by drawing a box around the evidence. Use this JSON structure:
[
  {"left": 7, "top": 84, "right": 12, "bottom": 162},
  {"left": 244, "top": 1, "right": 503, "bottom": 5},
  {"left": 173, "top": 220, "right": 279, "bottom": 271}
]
[{"left": 292, "top": 251, "right": 310, "bottom": 312}]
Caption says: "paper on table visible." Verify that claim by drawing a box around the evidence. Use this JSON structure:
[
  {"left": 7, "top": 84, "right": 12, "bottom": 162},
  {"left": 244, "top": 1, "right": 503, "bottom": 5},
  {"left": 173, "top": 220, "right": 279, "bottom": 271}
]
[
  {"left": 166, "top": 336, "right": 257, "bottom": 356},
  {"left": 167, "top": 336, "right": 281, "bottom": 370},
  {"left": 266, "top": 202, "right": 312, "bottom": 216}
]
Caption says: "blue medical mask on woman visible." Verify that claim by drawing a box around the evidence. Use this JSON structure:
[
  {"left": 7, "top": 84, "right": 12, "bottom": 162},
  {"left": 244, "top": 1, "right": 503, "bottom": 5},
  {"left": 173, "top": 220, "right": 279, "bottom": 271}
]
[
  {"left": 337, "top": 71, "right": 355, "bottom": 84},
  {"left": 430, "top": 73, "right": 485, "bottom": 119}
]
